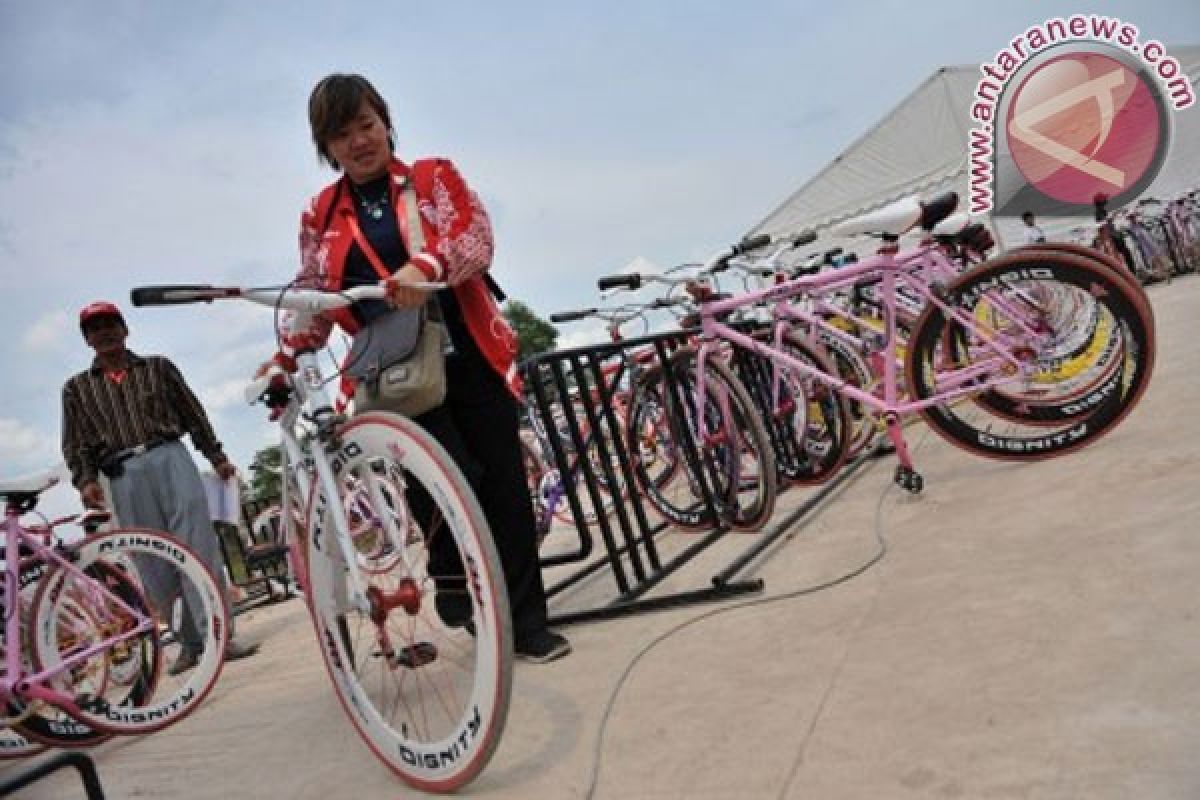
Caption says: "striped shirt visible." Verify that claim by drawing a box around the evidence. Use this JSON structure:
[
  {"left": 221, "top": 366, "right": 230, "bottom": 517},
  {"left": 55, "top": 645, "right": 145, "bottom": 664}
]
[{"left": 61, "top": 351, "right": 227, "bottom": 489}]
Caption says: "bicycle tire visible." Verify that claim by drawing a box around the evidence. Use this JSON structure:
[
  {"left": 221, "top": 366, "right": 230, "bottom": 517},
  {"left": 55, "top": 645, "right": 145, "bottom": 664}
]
[
  {"left": 765, "top": 332, "right": 852, "bottom": 485},
  {"left": 907, "top": 251, "right": 1155, "bottom": 460},
  {"left": 941, "top": 243, "right": 1156, "bottom": 425},
  {"left": 28, "top": 529, "right": 228, "bottom": 736},
  {"left": 623, "top": 365, "right": 683, "bottom": 512},
  {"left": 4, "top": 558, "right": 113, "bottom": 749},
  {"left": 0, "top": 727, "right": 45, "bottom": 760},
  {"left": 660, "top": 349, "right": 777, "bottom": 531},
  {"left": 1011, "top": 242, "right": 1151, "bottom": 316},
  {"left": 303, "top": 411, "right": 512, "bottom": 792},
  {"left": 816, "top": 329, "right": 883, "bottom": 459}
]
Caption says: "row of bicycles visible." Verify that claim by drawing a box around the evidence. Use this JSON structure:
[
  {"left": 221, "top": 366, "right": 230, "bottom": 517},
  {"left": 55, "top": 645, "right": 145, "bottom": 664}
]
[
  {"left": 1, "top": 186, "right": 1166, "bottom": 793},
  {"left": 1072, "top": 189, "right": 1200, "bottom": 285},
  {"left": 520, "top": 190, "right": 1157, "bottom": 537}
]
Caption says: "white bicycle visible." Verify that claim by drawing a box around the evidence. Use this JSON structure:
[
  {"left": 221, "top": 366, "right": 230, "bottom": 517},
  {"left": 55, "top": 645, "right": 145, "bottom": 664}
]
[{"left": 131, "top": 282, "right": 513, "bottom": 793}]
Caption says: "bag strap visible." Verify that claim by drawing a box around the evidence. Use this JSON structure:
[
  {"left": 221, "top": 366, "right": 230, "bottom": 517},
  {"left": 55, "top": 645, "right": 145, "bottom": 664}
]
[
  {"left": 344, "top": 181, "right": 425, "bottom": 282},
  {"left": 318, "top": 181, "right": 343, "bottom": 235},
  {"left": 484, "top": 273, "right": 507, "bottom": 303}
]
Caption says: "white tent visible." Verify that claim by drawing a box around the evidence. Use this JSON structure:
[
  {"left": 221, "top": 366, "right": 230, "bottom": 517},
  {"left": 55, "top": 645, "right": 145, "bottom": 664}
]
[{"left": 749, "top": 44, "right": 1200, "bottom": 256}]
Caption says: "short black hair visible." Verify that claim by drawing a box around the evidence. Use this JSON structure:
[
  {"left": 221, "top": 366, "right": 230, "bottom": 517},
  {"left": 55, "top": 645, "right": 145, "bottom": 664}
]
[{"left": 308, "top": 73, "right": 394, "bottom": 168}]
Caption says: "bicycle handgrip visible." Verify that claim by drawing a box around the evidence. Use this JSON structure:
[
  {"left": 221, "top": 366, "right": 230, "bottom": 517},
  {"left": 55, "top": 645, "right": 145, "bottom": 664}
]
[
  {"left": 791, "top": 230, "right": 818, "bottom": 247},
  {"left": 549, "top": 309, "right": 595, "bottom": 323},
  {"left": 652, "top": 297, "right": 687, "bottom": 308},
  {"left": 732, "top": 233, "right": 772, "bottom": 255},
  {"left": 131, "top": 285, "right": 234, "bottom": 306},
  {"left": 597, "top": 274, "right": 641, "bottom": 291}
]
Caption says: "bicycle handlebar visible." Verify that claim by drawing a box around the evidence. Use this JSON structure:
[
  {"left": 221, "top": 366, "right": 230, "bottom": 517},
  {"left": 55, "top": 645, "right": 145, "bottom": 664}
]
[
  {"left": 733, "top": 232, "right": 772, "bottom": 254},
  {"left": 596, "top": 274, "right": 641, "bottom": 291},
  {"left": 131, "top": 281, "right": 446, "bottom": 313},
  {"left": 549, "top": 309, "right": 597, "bottom": 323}
]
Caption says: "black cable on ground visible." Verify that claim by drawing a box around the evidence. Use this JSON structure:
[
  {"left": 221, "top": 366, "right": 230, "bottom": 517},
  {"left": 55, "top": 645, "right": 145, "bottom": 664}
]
[{"left": 581, "top": 436, "right": 919, "bottom": 799}]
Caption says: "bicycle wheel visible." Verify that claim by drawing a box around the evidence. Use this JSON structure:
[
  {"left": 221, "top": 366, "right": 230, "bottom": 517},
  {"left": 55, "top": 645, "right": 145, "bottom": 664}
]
[
  {"left": 29, "top": 529, "right": 228, "bottom": 736},
  {"left": 519, "top": 435, "right": 554, "bottom": 540},
  {"left": 658, "top": 349, "right": 777, "bottom": 531},
  {"left": 816, "top": 327, "right": 884, "bottom": 459},
  {"left": 304, "top": 411, "right": 512, "bottom": 792},
  {"left": 1013, "top": 242, "right": 1152, "bottom": 317},
  {"left": 942, "top": 285, "right": 1128, "bottom": 426},
  {"left": 3, "top": 559, "right": 112, "bottom": 749},
  {"left": 623, "top": 366, "right": 681, "bottom": 503},
  {"left": 907, "top": 251, "right": 1155, "bottom": 460},
  {"left": 0, "top": 726, "right": 44, "bottom": 760},
  {"left": 756, "top": 332, "right": 852, "bottom": 486}
]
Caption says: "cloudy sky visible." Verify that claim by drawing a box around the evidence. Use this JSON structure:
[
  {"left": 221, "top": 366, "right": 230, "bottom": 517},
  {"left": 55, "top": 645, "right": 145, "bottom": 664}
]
[{"left": 1, "top": 0, "right": 1195, "bottom": 518}]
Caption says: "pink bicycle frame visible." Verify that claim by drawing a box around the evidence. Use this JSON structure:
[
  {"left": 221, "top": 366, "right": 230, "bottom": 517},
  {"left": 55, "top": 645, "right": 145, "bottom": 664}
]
[
  {"left": 691, "top": 240, "right": 1045, "bottom": 470},
  {"left": 1, "top": 506, "right": 154, "bottom": 715}
]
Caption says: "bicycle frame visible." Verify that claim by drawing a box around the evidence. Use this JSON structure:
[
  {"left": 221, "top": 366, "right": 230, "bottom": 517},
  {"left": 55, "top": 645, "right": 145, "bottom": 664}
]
[
  {"left": 692, "top": 240, "right": 1049, "bottom": 469},
  {"left": 265, "top": 351, "right": 391, "bottom": 617},
  {"left": 1, "top": 507, "right": 152, "bottom": 715}
]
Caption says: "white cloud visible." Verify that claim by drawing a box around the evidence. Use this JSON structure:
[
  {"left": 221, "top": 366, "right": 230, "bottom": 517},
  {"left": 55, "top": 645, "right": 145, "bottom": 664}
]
[
  {"left": 22, "top": 310, "right": 72, "bottom": 353},
  {"left": 555, "top": 321, "right": 609, "bottom": 352},
  {"left": 199, "top": 377, "right": 255, "bottom": 412},
  {"left": 0, "top": 417, "right": 59, "bottom": 475}
]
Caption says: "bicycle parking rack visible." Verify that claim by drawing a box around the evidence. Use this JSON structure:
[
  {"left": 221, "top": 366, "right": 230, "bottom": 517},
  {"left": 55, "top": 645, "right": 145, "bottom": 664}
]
[
  {"left": 525, "top": 330, "right": 766, "bottom": 625},
  {"left": 525, "top": 324, "right": 889, "bottom": 626},
  {"left": 0, "top": 750, "right": 107, "bottom": 799}
]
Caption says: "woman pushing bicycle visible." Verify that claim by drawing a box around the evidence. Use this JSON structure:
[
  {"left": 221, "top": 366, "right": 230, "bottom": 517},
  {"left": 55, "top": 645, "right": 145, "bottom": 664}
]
[{"left": 259, "top": 73, "right": 568, "bottom": 663}]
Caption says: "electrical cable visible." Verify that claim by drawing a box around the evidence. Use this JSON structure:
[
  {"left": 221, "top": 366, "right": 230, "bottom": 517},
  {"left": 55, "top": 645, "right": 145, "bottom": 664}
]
[{"left": 581, "top": 432, "right": 929, "bottom": 799}]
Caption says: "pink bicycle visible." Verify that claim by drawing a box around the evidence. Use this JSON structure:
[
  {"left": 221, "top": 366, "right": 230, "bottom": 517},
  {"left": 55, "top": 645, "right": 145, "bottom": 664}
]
[
  {"left": 1, "top": 467, "right": 229, "bottom": 750},
  {"left": 600, "top": 192, "right": 1155, "bottom": 496}
]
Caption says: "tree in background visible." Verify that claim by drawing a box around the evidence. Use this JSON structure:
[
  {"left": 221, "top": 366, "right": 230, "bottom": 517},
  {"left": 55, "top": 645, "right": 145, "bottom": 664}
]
[
  {"left": 246, "top": 444, "right": 283, "bottom": 504},
  {"left": 503, "top": 299, "right": 558, "bottom": 361}
]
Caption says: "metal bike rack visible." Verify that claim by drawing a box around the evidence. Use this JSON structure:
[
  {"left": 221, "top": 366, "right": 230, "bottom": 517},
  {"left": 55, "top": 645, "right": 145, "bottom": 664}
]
[
  {"left": 0, "top": 750, "right": 107, "bottom": 799},
  {"left": 525, "top": 330, "right": 765, "bottom": 625}
]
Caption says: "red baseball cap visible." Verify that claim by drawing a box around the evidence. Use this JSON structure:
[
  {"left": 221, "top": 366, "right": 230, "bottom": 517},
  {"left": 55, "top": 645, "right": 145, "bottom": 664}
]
[{"left": 79, "top": 301, "right": 126, "bottom": 333}]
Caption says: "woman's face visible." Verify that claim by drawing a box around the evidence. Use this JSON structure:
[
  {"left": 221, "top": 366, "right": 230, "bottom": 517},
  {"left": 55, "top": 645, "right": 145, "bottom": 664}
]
[{"left": 326, "top": 101, "right": 391, "bottom": 183}]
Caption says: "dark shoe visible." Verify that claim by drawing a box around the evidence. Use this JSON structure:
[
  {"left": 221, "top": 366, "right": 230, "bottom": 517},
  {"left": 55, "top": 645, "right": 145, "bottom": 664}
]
[
  {"left": 225, "top": 640, "right": 260, "bottom": 662},
  {"left": 515, "top": 629, "right": 571, "bottom": 664},
  {"left": 435, "top": 591, "right": 474, "bottom": 630},
  {"left": 167, "top": 648, "right": 200, "bottom": 676}
]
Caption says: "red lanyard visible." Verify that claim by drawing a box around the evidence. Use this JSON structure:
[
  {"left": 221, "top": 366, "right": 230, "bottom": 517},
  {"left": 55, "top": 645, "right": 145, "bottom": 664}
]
[
  {"left": 345, "top": 212, "right": 397, "bottom": 281},
  {"left": 344, "top": 176, "right": 419, "bottom": 281}
]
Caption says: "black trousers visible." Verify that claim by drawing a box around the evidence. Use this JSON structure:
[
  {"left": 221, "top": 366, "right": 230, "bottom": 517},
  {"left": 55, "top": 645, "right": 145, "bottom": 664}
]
[{"left": 410, "top": 353, "right": 548, "bottom": 639}]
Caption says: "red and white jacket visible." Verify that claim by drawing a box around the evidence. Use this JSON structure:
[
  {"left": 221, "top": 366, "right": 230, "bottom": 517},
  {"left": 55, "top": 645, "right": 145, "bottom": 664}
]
[{"left": 278, "top": 157, "right": 520, "bottom": 399}]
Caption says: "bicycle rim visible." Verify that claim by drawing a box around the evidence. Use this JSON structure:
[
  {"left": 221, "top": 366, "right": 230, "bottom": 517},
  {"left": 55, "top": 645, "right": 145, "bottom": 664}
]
[
  {"left": 29, "top": 529, "right": 228, "bottom": 735},
  {"left": 305, "top": 411, "right": 512, "bottom": 792},
  {"left": 908, "top": 251, "right": 1155, "bottom": 461}
]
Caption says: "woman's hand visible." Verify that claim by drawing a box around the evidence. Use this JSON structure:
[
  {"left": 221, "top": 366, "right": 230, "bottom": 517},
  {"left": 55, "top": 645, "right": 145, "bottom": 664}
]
[
  {"left": 255, "top": 353, "right": 296, "bottom": 378},
  {"left": 385, "top": 263, "right": 432, "bottom": 309}
]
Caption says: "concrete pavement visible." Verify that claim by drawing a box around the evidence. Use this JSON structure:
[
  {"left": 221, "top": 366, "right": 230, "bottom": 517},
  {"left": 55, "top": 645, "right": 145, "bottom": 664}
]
[{"left": 9, "top": 275, "right": 1199, "bottom": 799}]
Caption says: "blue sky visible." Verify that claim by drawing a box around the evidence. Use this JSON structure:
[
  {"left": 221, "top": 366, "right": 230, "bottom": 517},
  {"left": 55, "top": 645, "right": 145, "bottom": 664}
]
[{"left": 1, "top": 0, "right": 1195, "bottom": 518}]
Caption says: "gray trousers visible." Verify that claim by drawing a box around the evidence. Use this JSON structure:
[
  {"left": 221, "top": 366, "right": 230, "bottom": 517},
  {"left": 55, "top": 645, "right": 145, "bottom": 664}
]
[{"left": 108, "top": 441, "right": 233, "bottom": 650}]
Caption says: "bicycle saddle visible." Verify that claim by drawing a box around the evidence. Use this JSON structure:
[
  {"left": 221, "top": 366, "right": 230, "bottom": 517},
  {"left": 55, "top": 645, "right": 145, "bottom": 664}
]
[
  {"left": 0, "top": 466, "right": 63, "bottom": 501},
  {"left": 832, "top": 196, "right": 923, "bottom": 237},
  {"left": 930, "top": 211, "right": 971, "bottom": 237}
]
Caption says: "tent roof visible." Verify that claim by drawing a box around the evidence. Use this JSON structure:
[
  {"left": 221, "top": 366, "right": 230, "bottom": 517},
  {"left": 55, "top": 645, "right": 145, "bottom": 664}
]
[{"left": 749, "top": 44, "right": 1200, "bottom": 252}]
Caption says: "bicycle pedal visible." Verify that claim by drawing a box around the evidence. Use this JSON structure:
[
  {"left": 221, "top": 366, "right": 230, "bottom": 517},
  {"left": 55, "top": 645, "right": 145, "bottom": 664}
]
[
  {"left": 75, "top": 693, "right": 109, "bottom": 713},
  {"left": 390, "top": 641, "right": 439, "bottom": 669},
  {"left": 893, "top": 465, "right": 924, "bottom": 494}
]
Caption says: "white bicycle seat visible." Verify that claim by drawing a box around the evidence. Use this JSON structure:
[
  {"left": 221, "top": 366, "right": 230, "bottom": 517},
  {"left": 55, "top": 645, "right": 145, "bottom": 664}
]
[
  {"left": 0, "top": 466, "right": 63, "bottom": 497},
  {"left": 832, "top": 195, "right": 923, "bottom": 237}
]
